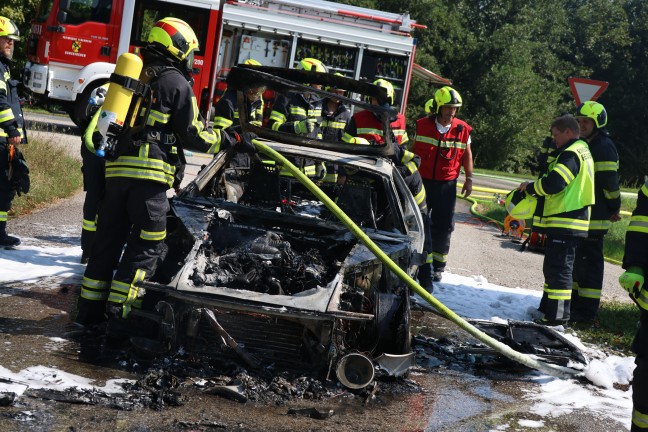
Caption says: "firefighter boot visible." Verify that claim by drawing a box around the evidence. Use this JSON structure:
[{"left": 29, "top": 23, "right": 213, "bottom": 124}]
[
  {"left": 105, "top": 303, "right": 131, "bottom": 347},
  {"left": 432, "top": 269, "right": 443, "bottom": 282},
  {"left": 417, "top": 264, "right": 434, "bottom": 293},
  {"left": 74, "top": 297, "right": 107, "bottom": 328},
  {"left": 0, "top": 222, "right": 20, "bottom": 247}
]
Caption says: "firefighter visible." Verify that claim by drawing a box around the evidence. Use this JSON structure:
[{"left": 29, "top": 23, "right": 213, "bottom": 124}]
[
  {"left": 321, "top": 74, "right": 350, "bottom": 142},
  {"left": 571, "top": 101, "right": 621, "bottom": 323},
  {"left": 342, "top": 79, "right": 431, "bottom": 290},
  {"left": 268, "top": 58, "right": 326, "bottom": 140},
  {"left": 74, "top": 17, "right": 245, "bottom": 330},
  {"left": 342, "top": 78, "right": 409, "bottom": 147},
  {"left": 412, "top": 86, "right": 473, "bottom": 285},
  {"left": 79, "top": 84, "right": 108, "bottom": 264},
  {"left": 518, "top": 115, "right": 595, "bottom": 326},
  {"left": 619, "top": 177, "right": 648, "bottom": 432},
  {"left": 213, "top": 58, "right": 265, "bottom": 132},
  {"left": 267, "top": 57, "right": 327, "bottom": 178},
  {"left": 0, "top": 16, "right": 27, "bottom": 247}
]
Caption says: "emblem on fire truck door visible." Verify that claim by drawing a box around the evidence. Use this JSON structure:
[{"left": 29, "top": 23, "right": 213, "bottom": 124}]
[{"left": 72, "top": 40, "right": 81, "bottom": 53}]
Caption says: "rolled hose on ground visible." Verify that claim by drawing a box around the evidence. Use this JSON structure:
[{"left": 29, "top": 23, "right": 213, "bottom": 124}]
[{"left": 253, "top": 140, "right": 580, "bottom": 379}]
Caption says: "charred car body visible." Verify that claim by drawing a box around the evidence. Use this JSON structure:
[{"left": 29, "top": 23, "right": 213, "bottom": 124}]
[{"left": 130, "top": 68, "right": 425, "bottom": 385}]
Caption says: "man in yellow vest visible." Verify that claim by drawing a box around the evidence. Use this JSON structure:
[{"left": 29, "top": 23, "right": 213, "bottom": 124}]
[{"left": 518, "top": 115, "right": 595, "bottom": 325}]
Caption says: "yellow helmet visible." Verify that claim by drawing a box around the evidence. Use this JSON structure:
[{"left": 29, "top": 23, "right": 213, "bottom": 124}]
[
  {"left": 243, "top": 58, "right": 261, "bottom": 66},
  {"left": 0, "top": 16, "right": 21, "bottom": 41},
  {"left": 325, "top": 72, "right": 346, "bottom": 92},
  {"left": 148, "top": 17, "right": 198, "bottom": 62},
  {"left": 297, "top": 58, "right": 328, "bottom": 73},
  {"left": 504, "top": 189, "right": 537, "bottom": 219},
  {"left": 425, "top": 86, "right": 462, "bottom": 114},
  {"left": 372, "top": 78, "right": 395, "bottom": 105},
  {"left": 574, "top": 101, "right": 607, "bottom": 129}
]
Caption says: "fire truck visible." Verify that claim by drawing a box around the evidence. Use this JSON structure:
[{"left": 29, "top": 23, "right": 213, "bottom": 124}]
[{"left": 23, "top": 0, "right": 451, "bottom": 126}]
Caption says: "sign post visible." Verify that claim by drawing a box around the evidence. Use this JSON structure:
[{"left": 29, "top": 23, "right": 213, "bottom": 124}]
[{"left": 568, "top": 77, "right": 609, "bottom": 106}]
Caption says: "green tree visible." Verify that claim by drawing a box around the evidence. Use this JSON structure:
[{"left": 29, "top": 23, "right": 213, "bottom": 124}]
[{"left": 1, "top": 0, "right": 40, "bottom": 70}]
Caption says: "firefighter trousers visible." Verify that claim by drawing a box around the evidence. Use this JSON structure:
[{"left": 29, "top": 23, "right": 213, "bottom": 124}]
[
  {"left": 538, "top": 235, "right": 581, "bottom": 321},
  {"left": 632, "top": 311, "right": 648, "bottom": 431},
  {"left": 79, "top": 177, "right": 170, "bottom": 320},
  {"left": 0, "top": 142, "right": 16, "bottom": 234},
  {"left": 80, "top": 143, "right": 106, "bottom": 257},
  {"left": 404, "top": 172, "right": 432, "bottom": 281},
  {"left": 421, "top": 178, "right": 457, "bottom": 273},
  {"left": 571, "top": 235, "right": 604, "bottom": 320}
]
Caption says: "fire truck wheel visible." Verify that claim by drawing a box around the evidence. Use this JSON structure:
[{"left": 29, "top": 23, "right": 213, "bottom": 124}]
[{"left": 70, "top": 82, "right": 107, "bottom": 128}]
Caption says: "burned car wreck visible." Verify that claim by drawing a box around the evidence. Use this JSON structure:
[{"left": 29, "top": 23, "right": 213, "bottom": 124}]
[{"left": 133, "top": 67, "right": 425, "bottom": 388}]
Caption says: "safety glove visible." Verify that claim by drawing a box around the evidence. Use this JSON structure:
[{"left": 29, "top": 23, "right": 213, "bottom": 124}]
[
  {"left": 294, "top": 118, "right": 317, "bottom": 135},
  {"left": 236, "top": 132, "right": 258, "bottom": 154},
  {"left": 313, "top": 162, "right": 327, "bottom": 181},
  {"left": 249, "top": 120, "right": 262, "bottom": 127},
  {"left": 619, "top": 266, "right": 645, "bottom": 298}
]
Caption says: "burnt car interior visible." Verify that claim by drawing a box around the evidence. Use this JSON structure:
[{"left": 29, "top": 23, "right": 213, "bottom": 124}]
[{"left": 138, "top": 68, "right": 420, "bottom": 375}]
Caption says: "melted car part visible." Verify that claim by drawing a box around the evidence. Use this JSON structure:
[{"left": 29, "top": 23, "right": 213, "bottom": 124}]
[
  {"left": 413, "top": 318, "right": 588, "bottom": 368},
  {"left": 191, "top": 224, "right": 344, "bottom": 295}
]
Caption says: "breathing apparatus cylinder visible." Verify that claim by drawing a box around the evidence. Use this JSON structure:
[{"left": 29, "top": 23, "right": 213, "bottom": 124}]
[{"left": 96, "top": 52, "right": 144, "bottom": 157}]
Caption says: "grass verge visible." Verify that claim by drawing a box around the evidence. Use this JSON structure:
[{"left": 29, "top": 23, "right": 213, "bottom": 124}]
[
  {"left": 10, "top": 136, "right": 82, "bottom": 217},
  {"left": 572, "top": 301, "right": 639, "bottom": 355}
]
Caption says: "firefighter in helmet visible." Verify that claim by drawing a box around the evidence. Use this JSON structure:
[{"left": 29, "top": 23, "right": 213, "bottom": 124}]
[
  {"left": 342, "top": 79, "right": 431, "bottom": 290},
  {"left": 412, "top": 86, "right": 474, "bottom": 287},
  {"left": 571, "top": 101, "right": 621, "bottom": 323},
  {"left": 619, "top": 177, "right": 648, "bottom": 432},
  {"left": 0, "top": 16, "right": 28, "bottom": 247},
  {"left": 342, "top": 78, "right": 409, "bottom": 146},
  {"left": 321, "top": 73, "right": 350, "bottom": 142},
  {"left": 519, "top": 115, "right": 595, "bottom": 326},
  {"left": 213, "top": 58, "right": 265, "bottom": 132},
  {"left": 79, "top": 84, "right": 109, "bottom": 264},
  {"left": 266, "top": 57, "right": 327, "bottom": 179},
  {"left": 75, "top": 18, "right": 247, "bottom": 333},
  {"left": 268, "top": 58, "right": 327, "bottom": 140}
]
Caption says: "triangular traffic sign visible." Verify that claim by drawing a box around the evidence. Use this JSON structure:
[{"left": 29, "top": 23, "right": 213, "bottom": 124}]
[{"left": 568, "top": 77, "right": 608, "bottom": 106}]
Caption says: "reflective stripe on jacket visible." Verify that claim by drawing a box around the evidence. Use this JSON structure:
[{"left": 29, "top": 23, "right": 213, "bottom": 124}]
[
  {"left": 109, "top": 61, "right": 227, "bottom": 188},
  {"left": 321, "top": 99, "right": 350, "bottom": 142},
  {"left": 213, "top": 89, "right": 263, "bottom": 130},
  {"left": 623, "top": 179, "right": 648, "bottom": 310},
  {"left": 0, "top": 59, "right": 26, "bottom": 142},
  {"left": 342, "top": 109, "right": 408, "bottom": 146},
  {"left": 587, "top": 131, "right": 621, "bottom": 235},
  {"left": 530, "top": 139, "right": 595, "bottom": 236},
  {"left": 413, "top": 116, "right": 472, "bottom": 181},
  {"left": 268, "top": 92, "right": 323, "bottom": 139}
]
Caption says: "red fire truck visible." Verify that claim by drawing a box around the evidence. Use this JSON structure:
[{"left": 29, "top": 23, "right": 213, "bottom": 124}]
[{"left": 23, "top": 0, "right": 451, "bottom": 126}]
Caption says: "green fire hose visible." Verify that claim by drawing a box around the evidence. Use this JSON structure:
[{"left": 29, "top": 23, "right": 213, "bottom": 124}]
[{"left": 254, "top": 140, "right": 581, "bottom": 379}]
